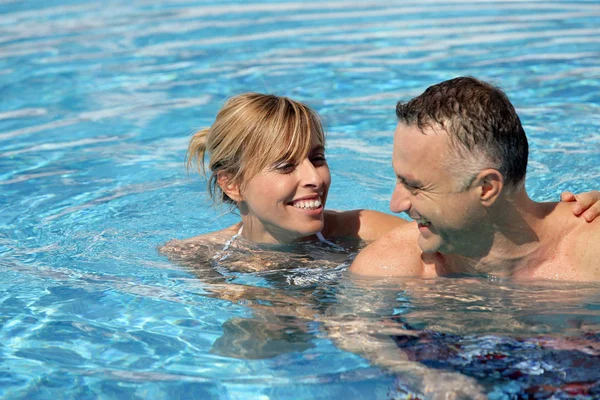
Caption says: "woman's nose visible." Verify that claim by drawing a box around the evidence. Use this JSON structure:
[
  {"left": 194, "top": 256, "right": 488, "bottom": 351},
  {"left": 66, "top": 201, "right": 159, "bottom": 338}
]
[{"left": 297, "top": 159, "right": 323, "bottom": 188}]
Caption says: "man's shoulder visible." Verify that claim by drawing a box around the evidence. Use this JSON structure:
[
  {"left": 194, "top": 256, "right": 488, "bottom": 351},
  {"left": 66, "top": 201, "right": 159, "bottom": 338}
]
[
  {"left": 547, "top": 201, "right": 599, "bottom": 240},
  {"left": 540, "top": 202, "right": 600, "bottom": 281},
  {"left": 348, "top": 222, "right": 430, "bottom": 277},
  {"left": 562, "top": 206, "right": 600, "bottom": 279}
]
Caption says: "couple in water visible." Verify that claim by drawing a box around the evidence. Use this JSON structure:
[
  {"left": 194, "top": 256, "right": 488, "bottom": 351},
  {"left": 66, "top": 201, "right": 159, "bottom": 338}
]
[
  {"left": 161, "top": 77, "right": 600, "bottom": 398},
  {"left": 163, "top": 76, "right": 599, "bottom": 281}
]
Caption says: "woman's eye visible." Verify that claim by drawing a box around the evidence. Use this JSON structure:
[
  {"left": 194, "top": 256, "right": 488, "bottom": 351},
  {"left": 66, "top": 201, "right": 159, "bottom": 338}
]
[
  {"left": 311, "top": 154, "right": 326, "bottom": 165},
  {"left": 274, "top": 163, "right": 295, "bottom": 174}
]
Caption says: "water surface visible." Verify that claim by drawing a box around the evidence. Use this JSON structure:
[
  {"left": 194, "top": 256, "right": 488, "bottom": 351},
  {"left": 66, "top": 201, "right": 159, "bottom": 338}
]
[{"left": 1, "top": 0, "right": 600, "bottom": 398}]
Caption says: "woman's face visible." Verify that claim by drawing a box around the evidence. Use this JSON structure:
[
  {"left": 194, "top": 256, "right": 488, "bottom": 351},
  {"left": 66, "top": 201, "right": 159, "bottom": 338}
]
[{"left": 238, "top": 135, "right": 331, "bottom": 244}]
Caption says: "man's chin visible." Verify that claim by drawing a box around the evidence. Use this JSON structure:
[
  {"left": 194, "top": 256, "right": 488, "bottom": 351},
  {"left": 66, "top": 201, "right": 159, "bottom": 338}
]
[{"left": 417, "top": 237, "right": 441, "bottom": 254}]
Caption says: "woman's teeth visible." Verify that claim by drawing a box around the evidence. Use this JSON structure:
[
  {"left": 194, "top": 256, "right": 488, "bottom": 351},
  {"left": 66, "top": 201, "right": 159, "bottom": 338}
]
[
  {"left": 292, "top": 198, "right": 322, "bottom": 210},
  {"left": 416, "top": 217, "right": 430, "bottom": 225}
]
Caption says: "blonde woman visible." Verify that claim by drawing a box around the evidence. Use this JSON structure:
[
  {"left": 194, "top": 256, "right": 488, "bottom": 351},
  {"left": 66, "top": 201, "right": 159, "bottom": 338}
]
[{"left": 161, "top": 93, "right": 600, "bottom": 269}]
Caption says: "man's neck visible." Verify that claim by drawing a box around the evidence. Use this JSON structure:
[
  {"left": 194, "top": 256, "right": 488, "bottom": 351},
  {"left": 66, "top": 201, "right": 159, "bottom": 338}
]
[{"left": 442, "top": 188, "right": 556, "bottom": 278}]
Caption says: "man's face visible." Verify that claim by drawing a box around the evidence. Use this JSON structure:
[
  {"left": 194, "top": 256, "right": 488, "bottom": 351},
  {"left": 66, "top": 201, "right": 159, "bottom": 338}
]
[{"left": 390, "top": 123, "right": 486, "bottom": 255}]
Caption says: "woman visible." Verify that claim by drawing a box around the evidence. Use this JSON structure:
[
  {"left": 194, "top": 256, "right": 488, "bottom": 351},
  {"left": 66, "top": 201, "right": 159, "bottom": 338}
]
[{"left": 161, "top": 93, "right": 599, "bottom": 268}]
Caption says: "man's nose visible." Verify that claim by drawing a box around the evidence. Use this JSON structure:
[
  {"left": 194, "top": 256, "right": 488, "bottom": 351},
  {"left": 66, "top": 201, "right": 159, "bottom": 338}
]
[
  {"left": 298, "top": 159, "right": 323, "bottom": 188},
  {"left": 390, "top": 184, "right": 411, "bottom": 214}
]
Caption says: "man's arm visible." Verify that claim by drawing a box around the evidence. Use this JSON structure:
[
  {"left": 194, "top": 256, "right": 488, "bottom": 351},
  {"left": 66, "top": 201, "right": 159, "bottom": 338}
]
[
  {"left": 349, "top": 222, "right": 432, "bottom": 277},
  {"left": 324, "top": 282, "right": 487, "bottom": 399}
]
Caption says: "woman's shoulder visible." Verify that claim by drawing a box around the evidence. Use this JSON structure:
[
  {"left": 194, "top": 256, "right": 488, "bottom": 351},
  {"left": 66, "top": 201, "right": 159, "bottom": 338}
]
[{"left": 159, "top": 223, "right": 242, "bottom": 258}]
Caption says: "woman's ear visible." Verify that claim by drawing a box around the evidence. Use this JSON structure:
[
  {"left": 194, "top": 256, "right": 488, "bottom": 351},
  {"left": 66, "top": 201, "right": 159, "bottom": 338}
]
[
  {"left": 472, "top": 168, "right": 504, "bottom": 207},
  {"left": 217, "top": 172, "right": 241, "bottom": 202}
]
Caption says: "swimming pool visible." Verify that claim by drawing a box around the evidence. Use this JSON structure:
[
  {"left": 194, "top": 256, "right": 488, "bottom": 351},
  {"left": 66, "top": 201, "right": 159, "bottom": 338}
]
[{"left": 1, "top": 0, "right": 599, "bottom": 398}]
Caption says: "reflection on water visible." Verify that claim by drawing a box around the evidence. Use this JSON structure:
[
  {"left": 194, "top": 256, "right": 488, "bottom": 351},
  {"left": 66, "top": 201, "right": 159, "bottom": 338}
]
[{"left": 205, "top": 272, "right": 600, "bottom": 398}]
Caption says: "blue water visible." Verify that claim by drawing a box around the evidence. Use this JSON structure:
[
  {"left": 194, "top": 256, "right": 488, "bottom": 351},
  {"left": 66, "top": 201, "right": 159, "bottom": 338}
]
[{"left": 1, "top": 0, "right": 600, "bottom": 399}]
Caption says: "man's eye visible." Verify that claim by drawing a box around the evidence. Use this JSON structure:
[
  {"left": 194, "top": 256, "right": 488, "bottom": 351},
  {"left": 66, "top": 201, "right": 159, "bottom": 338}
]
[
  {"left": 405, "top": 182, "right": 420, "bottom": 192},
  {"left": 397, "top": 178, "right": 419, "bottom": 194}
]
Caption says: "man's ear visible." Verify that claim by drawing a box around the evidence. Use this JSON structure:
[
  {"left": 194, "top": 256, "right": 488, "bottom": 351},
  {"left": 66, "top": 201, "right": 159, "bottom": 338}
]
[
  {"left": 472, "top": 169, "right": 503, "bottom": 207},
  {"left": 217, "top": 171, "right": 241, "bottom": 202}
]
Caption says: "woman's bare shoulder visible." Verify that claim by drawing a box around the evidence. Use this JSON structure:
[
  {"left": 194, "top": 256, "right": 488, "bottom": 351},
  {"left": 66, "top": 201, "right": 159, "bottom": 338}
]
[{"left": 159, "top": 223, "right": 241, "bottom": 258}]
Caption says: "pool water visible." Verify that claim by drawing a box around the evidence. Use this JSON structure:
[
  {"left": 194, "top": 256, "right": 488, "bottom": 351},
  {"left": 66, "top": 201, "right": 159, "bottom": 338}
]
[{"left": 1, "top": 0, "right": 600, "bottom": 399}]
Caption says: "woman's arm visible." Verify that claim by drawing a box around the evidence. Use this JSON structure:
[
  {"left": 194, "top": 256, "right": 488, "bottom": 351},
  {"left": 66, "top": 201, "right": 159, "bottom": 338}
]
[
  {"left": 324, "top": 189, "right": 600, "bottom": 242},
  {"left": 323, "top": 209, "right": 408, "bottom": 242}
]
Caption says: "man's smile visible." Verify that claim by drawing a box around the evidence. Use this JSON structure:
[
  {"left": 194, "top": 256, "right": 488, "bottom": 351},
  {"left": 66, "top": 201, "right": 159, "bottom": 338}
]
[{"left": 415, "top": 216, "right": 431, "bottom": 228}]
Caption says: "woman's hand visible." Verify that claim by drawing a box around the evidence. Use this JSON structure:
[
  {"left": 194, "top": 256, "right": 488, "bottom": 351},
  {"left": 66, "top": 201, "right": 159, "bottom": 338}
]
[{"left": 562, "top": 190, "right": 600, "bottom": 222}]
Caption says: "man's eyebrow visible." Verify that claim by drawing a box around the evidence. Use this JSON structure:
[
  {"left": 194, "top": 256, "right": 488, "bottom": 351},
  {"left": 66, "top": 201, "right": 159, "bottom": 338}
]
[{"left": 396, "top": 174, "right": 423, "bottom": 187}]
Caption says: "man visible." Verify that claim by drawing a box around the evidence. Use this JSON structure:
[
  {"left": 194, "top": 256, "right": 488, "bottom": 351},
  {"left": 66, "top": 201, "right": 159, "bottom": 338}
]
[{"left": 350, "top": 76, "right": 600, "bottom": 280}]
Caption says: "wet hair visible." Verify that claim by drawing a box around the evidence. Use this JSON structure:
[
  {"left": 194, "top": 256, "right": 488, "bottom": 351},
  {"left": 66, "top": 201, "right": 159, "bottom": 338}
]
[
  {"left": 395, "top": 76, "right": 529, "bottom": 189},
  {"left": 187, "top": 93, "right": 326, "bottom": 206}
]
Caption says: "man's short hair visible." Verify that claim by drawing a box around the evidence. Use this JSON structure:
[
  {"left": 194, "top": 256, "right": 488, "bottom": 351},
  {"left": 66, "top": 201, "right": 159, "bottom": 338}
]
[{"left": 396, "top": 76, "right": 529, "bottom": 188}]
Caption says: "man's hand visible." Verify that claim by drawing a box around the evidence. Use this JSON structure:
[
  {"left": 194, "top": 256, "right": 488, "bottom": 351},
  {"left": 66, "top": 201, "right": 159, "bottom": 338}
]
[{"left": 562, "top": 190, "right": 600, "bottom": 222}]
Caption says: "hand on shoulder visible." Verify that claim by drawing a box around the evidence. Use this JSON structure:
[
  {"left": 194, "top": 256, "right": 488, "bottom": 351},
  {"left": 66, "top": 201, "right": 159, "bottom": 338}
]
[{"left": 561, "top": 190, "right": 600, "bottom": 222}]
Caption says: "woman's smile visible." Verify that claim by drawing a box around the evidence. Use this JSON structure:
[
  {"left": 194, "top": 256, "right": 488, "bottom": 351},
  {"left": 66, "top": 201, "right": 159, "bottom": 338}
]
[{"left": 289, "top": 195, "right": 323, "bottom": 211}]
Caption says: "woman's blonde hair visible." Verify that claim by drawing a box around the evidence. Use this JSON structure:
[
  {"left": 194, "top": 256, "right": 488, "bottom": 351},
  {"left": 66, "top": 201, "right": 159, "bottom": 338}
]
[{"left": 187, "top": 93, "right": 326, "bottom": 206}]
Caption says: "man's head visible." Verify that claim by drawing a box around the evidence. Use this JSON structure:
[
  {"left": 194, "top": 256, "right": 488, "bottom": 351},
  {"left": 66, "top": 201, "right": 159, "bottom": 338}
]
[
  {"left": 391, "top": 77, "right": 529, "bottom": 255},
  {"left": 396, "top": 76, "right": 528, "bottom": 190}
]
